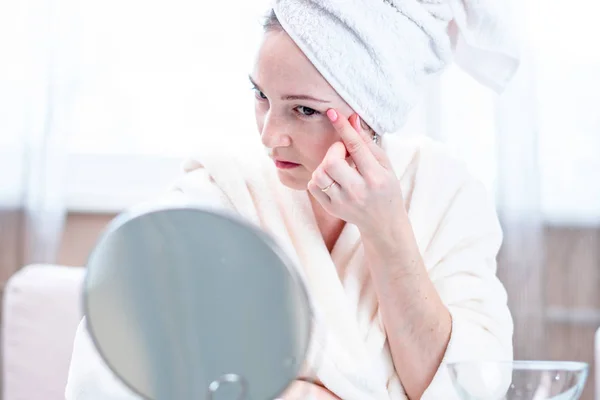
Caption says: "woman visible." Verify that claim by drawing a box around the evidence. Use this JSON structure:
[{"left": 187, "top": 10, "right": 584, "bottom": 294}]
[{"left": 66, "top": 1, "right": 519, "bottom": 399}]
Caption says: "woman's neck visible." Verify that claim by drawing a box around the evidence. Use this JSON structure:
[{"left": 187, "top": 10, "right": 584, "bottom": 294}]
[{"left": 308, "top": 193, "right": 346, "bottom": 253}]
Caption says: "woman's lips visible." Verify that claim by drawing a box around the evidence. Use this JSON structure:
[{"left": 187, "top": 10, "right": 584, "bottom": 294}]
[{"left": 274, "top": 160, "right": 300, "bottom": 169}]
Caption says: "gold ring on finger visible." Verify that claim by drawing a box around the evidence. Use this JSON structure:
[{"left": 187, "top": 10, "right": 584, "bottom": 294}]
[{"left": 320, "top": 182, "right": 336, "bottom": 193}]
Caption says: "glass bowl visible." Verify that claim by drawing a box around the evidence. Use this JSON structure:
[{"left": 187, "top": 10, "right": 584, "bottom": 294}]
[{"left": 446, "top": 360, "right": 588, "bottom": 400}]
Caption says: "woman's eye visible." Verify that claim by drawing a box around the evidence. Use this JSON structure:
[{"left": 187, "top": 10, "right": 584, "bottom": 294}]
[
  {"left": 253, "top": 88, "right": 267, "bottom": 100},
  {"left": 296, "top": 106, "right": 319, "bottom": 117}
]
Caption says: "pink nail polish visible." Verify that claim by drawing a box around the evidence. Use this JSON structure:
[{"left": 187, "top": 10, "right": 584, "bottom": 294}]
[{"left": 326, "top": 109, "right": 338, "bottom": 122}]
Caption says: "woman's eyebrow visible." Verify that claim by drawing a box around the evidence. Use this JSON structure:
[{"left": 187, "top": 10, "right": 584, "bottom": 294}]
[{"left": 248, "top": 75, "right": 331, "bottom": 104}]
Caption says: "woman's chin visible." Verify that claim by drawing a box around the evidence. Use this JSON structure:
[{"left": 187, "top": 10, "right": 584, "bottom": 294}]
[{"left": 276, "top": 170, "right": 309, "bottom": 191}]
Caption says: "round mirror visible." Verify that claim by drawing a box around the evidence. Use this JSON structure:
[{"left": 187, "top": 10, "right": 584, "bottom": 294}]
[{"left": 83, "top": 205, "right": 313, "bottom": 400}]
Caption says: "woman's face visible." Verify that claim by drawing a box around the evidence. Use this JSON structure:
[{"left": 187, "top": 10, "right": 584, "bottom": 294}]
[{"left": 250, "top": 29, "right": 356, "bottom": 191}]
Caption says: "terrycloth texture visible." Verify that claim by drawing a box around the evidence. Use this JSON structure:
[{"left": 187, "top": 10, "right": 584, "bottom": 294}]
[
  {"left": 65, "top": 136, "right": 513, "bottom": 399},
  {"left": 273, "top": 0, "right": 520, "bottom": 135}
]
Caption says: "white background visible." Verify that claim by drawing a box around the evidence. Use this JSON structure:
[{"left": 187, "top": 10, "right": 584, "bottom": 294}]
[{"left": 60, "top": 0, "right": 600, "bottom": 223}]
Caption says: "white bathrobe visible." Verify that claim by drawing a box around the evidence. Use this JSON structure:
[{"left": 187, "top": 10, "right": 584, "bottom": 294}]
[{"left": 65, "top": 134, "right": 513, "bottom": 400}]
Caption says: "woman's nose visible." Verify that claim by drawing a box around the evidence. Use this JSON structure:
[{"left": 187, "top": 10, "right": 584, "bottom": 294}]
[{"left": 260, "top": 113, "right": 291, "bottom": 148}]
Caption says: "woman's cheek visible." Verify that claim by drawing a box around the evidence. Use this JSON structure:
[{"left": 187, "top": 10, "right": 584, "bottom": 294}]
[
  {"left": 254, "top": 106, "right": 265, "bottom": 134},
  {"left": 310, "top": 141, "right": 333, "bottom": 171}
]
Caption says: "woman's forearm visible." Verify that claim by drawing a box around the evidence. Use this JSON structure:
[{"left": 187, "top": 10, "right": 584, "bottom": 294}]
[{"left": 361, "top": 219, "right": 452, "bottom": 400}]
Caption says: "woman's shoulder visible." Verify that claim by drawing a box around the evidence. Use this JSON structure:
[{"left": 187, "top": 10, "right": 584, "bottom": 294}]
[
  {"left": 385, "top": 136, "right": 503, "bottom": 276},
  {"left": 385, "top": 134, "right": 500, "bottom": 237},
  {"left": 180, "top": 141, "right": 274, "bottom": 181},
  {"left": 384, "top": 134, "right": 477, "bottom": 193},
  {"left": 164, "top": 143, "right": 278, "bottom": 210}
]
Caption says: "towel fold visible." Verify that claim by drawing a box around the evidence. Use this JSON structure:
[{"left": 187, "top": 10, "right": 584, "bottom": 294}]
[
  {"left": 448, "top": 0, "right": 521, "bottom": 92},
  {"left": 273, "top": 0, "right": 520, "bottom": 135}
]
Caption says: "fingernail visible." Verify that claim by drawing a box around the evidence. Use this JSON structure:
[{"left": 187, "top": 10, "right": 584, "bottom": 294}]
[
  {"left": 326, "top": 109, "right": 338, "bottom": 122},
  {"left": 354, "top": 115, "right": 361, "bottom": 131}
]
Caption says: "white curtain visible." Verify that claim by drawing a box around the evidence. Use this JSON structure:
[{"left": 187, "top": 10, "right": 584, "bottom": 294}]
[
  {"left": 493, "top": 45, "right": 546, "bottom": 360},
  {"left": 66, "top": 0, "right": 269, "bottom": 158},
  {"left": 405, "top": 2, "right": 546, "bottom": 359},
  {"left": 0, "top": 0, "right": 81, "bottom": 281},
  {"left": 429, "top": 0, "right": 600, "bottom": 360}
]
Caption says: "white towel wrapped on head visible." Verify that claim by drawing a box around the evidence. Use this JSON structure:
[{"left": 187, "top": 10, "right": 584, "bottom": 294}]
[{"left": 273, "top": 0, "right": 520, "bottom": 135}]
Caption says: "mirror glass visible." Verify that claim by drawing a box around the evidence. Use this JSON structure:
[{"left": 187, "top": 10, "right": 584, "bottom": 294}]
[{"left": 83, "top": 205, "right": 313, "bottom": 400}]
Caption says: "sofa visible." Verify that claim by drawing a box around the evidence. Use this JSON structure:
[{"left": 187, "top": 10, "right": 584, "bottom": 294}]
[{"left": 2, "top": 264, "right": 85, "bottom": 400}]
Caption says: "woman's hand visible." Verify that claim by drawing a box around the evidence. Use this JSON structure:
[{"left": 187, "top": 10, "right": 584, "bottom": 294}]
[{"left": 307, "top": 108, "right": 406, "bottom": 237}]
